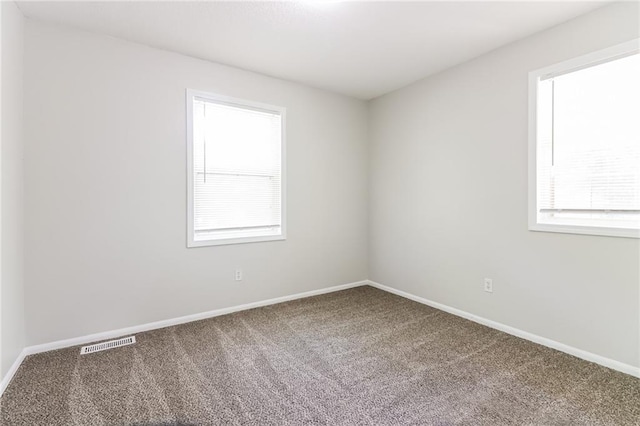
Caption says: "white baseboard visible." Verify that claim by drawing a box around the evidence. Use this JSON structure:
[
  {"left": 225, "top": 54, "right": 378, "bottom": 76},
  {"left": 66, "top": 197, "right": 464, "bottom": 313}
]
[
  {"left": 0, "top": 348, "right": 28, "bottom": 397},
  {"left": 24, "top": 280, "right": 369, "bottom": 356},
  {"left": 367, "top": 280, "right": 640, "bottom": 378},
  {"left": 3, "top": 277, "right": 636, "bottom": 399},
  {"left": 1, "top": 279, "right": 368, "bottom": 398}
]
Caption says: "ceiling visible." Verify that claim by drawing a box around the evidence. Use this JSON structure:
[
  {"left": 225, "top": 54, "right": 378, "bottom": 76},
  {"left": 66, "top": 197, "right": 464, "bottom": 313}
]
[{"left": 17, "top": 1, "right": 609, "bottom": 100}]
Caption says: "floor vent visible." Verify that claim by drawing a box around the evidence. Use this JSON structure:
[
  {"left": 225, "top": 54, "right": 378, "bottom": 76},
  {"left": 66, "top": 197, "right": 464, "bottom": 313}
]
[{"left": 80, "top": 336, "right": 136, "bottom": 355}]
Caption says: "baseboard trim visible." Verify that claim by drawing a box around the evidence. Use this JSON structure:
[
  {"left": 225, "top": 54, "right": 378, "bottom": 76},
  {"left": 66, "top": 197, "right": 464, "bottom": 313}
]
[
  {"left": 25, "top": 280, "right": 369, "bottom": 356},
  {"left": 367, "top": 280, "right": 640, "bottom": 378},
  {"left": 0, "top": 348, "right": 28, "bottom": 397},
  {"left": 3, "top": 278, "right": 636, "bottom": 399},
  {"left": 1, "top": 279, "right": 368, "bottom": 398}
]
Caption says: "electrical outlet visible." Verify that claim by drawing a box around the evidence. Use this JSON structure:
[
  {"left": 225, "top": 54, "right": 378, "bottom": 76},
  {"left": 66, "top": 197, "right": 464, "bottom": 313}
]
[
  {"left": 235, "top": 269, "right": 243, "bottom": 281},
  {"left": 484, "top": 278, "right": 493, "bottom": 293}
]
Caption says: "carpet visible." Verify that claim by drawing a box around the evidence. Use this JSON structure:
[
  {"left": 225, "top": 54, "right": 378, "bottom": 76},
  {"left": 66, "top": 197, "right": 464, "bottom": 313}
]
[{"left": 1, "top": 286, "right": 638, "bottom": 425}]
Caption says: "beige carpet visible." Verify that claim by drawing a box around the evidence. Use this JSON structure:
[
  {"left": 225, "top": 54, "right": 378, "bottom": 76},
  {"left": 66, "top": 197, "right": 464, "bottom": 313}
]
[{"left": 1, "top": 286, "right": 639, "bottom": 425}]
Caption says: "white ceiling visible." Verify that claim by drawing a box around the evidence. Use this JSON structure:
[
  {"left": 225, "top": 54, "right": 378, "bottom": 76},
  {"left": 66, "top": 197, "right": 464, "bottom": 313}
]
[{"left": 18, "top": 1, "right": 609, "bottom": 100}]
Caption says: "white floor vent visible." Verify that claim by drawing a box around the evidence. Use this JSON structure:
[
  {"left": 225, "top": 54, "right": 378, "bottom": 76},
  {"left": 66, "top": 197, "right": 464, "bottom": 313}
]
[{"left": 80, "top": 336, "right": 136, "bottom": 355}]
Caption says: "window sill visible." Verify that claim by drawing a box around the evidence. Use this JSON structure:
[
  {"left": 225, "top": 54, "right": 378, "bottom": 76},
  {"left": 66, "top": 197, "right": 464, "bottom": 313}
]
[
  {"left": 188, "top": 234, "right": 286, "bottom": 248},
  {"left": 529, "top": 223, "right": 639, "bottom": 239}
]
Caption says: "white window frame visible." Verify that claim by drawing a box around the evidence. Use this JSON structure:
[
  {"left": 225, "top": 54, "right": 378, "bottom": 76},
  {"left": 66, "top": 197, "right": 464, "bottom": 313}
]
[
  {"left": 186, "top": 89, "right": 287, "bottom": 247},
  {"left": 528, "top": 39, "right": 640, "bottom": 239}
]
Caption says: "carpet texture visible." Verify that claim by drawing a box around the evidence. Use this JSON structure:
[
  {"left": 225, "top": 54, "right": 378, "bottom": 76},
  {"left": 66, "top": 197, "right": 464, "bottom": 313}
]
[{"left": 1, "top": 286, "right": 639, "bottom": 425}]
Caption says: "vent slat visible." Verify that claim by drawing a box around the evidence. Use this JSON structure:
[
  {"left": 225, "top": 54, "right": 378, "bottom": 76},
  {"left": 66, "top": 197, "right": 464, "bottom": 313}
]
[{"left": 80, "top": 336, "right": 136, "bottom": 355}]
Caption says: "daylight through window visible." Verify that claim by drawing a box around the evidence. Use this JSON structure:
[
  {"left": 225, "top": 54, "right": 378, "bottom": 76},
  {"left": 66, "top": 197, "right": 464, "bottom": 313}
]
[
  {"left": 530, "top": 41, "right": 640, "bottom": 238},
  {"left": 187, "top": 91, "right": 285, "bottom": 247}
]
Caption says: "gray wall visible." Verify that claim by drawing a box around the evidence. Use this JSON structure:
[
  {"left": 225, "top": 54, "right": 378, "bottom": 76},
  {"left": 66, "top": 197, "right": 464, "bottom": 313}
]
[
  {"left": 23, "top": 21, "right": 369, "bottom": 346},
  {"left": 1, "top": 1, "right": 26, "bottom": 378},
  {"left": 17, "top": 2, "right": 640, "bottom": 372},
  {"left": 369, "top": 2, "right": 640, "bottom": 368}
]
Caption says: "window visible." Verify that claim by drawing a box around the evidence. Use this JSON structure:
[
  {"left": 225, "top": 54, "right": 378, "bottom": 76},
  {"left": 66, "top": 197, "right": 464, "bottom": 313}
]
[
  {"left": 529, "top": 40, "right": 640, "bottom": 238},
  {"left": 187, "top": 90, "right": 285, "bottom": 247}
]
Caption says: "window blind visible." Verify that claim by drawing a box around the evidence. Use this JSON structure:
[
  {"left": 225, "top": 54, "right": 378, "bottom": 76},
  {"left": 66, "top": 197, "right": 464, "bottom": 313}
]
[
  {"left": 192, "top": 97, "right": 283, "bottom": 242},
  {"left": 536, "top": 52, "right": 640, "bottom": 230}
]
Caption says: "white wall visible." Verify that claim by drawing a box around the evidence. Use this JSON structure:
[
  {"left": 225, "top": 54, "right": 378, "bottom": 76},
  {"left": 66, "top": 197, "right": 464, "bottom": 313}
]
[
  {"left": 369, "top": 2, "right": 640, "bottom": 368},
  {"left": 1, "top": 1, "right": 26, "bottom": 379},
  {"left": 23, "top": 21, "right": 369, "bottom": 346}
]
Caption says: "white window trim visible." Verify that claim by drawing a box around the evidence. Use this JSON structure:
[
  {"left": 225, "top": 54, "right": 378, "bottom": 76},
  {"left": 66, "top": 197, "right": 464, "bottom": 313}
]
[
  {"left": 528, "top": 39, "right": 640, "bottom": 239},
  {"left": 186, "top": 89, "right": 287, "bottom": 248}
]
